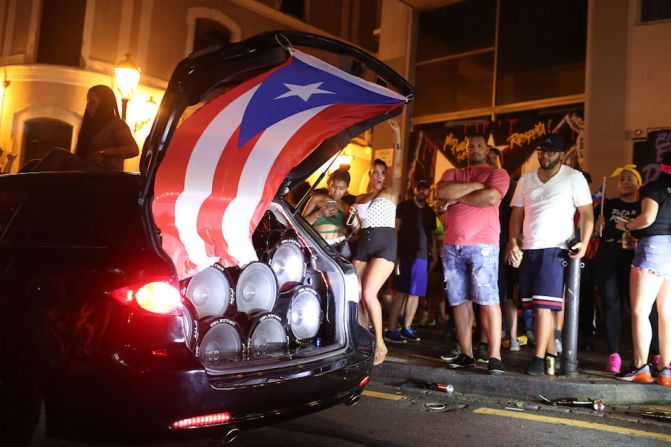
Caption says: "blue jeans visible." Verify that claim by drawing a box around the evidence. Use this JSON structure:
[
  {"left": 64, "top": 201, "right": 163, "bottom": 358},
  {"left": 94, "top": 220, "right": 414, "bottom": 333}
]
[{"left": 441, "top": 244, "right": 499, "bottom": 306}]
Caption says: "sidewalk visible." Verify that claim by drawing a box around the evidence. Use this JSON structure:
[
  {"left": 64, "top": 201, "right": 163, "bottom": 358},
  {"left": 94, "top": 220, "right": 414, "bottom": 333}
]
[{"left": 372, "top": 324, "right": 671, "bottom": 405}]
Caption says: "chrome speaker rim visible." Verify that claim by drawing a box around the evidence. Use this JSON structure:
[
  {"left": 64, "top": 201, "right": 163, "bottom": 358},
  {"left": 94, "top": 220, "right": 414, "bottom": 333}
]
[
  {"left": 287, "top": 286, "right": 322, "bottom": 341},
  {"left": 198, "top": 318, "right": 243, "bottom": 363},
  {"left": 248, "top": 313, "right": 288, "bottom": 357},
  {"left": 269, "top": 239, "right": 306, "bottom": 290},
  {"left": 235, "top": 262, "right": 279, "bottom": 314},
  {"left": 185, "top": 265, "right": 233, "bottom": 318}
]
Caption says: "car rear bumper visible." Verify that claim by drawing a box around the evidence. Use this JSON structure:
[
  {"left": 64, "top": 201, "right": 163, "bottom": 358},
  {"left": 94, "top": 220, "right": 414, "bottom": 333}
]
[{"left": 49, "top": 311, "right": 374, "bottom": 443}]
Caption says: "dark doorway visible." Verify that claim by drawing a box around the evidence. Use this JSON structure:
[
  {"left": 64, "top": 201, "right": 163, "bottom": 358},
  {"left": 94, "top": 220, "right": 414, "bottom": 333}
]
[{"left": 22, "top": 119, "right": 73, "bottom": 164}]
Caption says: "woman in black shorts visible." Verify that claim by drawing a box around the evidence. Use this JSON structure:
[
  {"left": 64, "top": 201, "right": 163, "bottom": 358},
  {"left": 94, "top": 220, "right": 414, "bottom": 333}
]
[{"left": 350, "top": 158, "right": 397, "bottom": 365}]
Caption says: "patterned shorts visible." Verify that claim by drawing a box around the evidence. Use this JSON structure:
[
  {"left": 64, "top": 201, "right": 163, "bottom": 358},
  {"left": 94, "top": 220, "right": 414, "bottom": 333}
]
[{"left": 441, "top": 244, "right": 500, "bottom": 306}]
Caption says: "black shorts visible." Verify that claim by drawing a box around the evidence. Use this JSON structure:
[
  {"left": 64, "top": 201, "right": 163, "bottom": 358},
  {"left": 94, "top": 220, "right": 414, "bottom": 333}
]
[{"left": 353, "top": 227, "right": 397, "bottom": 263}]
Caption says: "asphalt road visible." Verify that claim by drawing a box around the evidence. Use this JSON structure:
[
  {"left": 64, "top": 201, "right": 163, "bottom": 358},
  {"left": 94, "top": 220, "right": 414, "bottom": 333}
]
[{"left": 38, "top": 378, "right": 671, "bottom": 447}]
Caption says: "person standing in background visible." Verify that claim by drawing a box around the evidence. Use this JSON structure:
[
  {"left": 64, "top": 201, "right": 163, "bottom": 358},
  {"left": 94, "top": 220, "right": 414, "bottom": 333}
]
[
  {"left": 384, "top": 179, "right": 437, "bottom": 343},
  {"left": 506, "top": 134, "right": 593, "bottom": 376},
  {"left": 436, "top": 134, "right": 509, "bottom": 374}
]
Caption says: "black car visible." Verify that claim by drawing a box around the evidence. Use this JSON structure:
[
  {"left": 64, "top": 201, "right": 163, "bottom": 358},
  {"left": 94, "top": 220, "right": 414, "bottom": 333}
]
[{"left": 0, "top": 31, "right": 414, "bottom": 445}]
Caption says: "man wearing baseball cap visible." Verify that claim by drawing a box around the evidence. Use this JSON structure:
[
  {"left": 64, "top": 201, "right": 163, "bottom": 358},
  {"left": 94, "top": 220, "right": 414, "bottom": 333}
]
[
  {"left": 506, "top": 134, "right": 594, "bottom": 375},
  {"left": 385, "top": 179, "right": 437, "bottom": 343}
]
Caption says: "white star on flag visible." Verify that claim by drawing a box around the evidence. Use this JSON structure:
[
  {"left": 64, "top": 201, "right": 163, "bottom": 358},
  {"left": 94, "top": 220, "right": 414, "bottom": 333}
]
[{"left": 275, "top": 82, "right": 335, "bottom": 102}]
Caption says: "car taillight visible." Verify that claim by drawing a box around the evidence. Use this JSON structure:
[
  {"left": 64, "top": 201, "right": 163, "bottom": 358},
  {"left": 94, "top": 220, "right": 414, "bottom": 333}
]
[
  {"left": 171, "top": 412, "right": 232, "bottom": 429},
  {"left": 108, "top": 281, "right": 182, "bottom": 315}
]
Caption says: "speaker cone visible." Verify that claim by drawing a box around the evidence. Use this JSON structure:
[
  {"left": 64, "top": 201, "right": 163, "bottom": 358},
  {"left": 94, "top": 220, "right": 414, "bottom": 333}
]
[
  {"left": 248, "top": 313, "right": 288, "bottom": 358},
  {"left": 269, "top": 239, "right": 306, "bottom": 291},
  {"left": 286, "top": 286, "right": 322, "bottom": 341},
  {"left": 185, "top": 265, "right": 233, "bottom": 318},
  {"left": 236, "top": 262, "right": 278, "bottom": 314},
  {"left": 198, "top": 318, "right": 244, "bottom": 363}
]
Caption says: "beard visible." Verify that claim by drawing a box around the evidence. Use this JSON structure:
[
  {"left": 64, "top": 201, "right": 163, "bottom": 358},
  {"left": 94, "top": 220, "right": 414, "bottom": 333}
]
[{"left": 540, "top": 156, "right": 561, "bottom": 171}]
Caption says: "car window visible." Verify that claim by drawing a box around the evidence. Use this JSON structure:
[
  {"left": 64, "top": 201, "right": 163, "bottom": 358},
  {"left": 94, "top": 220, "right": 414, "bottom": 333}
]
[
  {"left": 27, "top": 189, "right": 111, "bottom": 248},
  {"left": 0, "top": 189, "right": 29, "bottom": 244}
]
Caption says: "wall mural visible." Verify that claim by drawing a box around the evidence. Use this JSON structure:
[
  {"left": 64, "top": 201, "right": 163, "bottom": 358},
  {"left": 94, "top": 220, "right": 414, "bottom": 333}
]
[{"left": 406, "top": 105, "right": 584, "bottom": 199}]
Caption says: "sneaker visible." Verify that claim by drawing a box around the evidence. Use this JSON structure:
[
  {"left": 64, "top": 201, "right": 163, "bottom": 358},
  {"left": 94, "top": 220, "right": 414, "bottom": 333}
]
[
  {"left": 417, "top": 318, "right": 436, "bottom": 328},
  {"left": 517, "top": 334, "right": 528, "bottom": 346},
  {"left": 605, "top": 353, "right": 622, "bottom": 374},
  {"left": 652, "top": 355, "right": 661, "bottom": 369},
  {"left": 383, "top": 329, "right": 406, "bottom": 344},
  {"left": 447, "top": 353, "right": 476, "bottom": 369},
  {"left": 526, "top": 356, "right": 545, "bottom": 376},
  {"left": 616, "top": 364, "right": 654, "bottom": 383},
  {"left": 487, "top": 357, "right": 505, "bottom": 374},
  {"left": 400, "top": 326, "right": 421, "bottom": 342},
  {"left": 476, "top": 343, "right": 489, "bottom": 364},
  {"left": 657, "top": 367, "right": 671, "bottom": 387},
  {"left": 509, "top": 338, "right": 521, "bottom": 352},
  {"left": 440, "top": 345, "right": 461, "bottom": 362},
  {"left": 526, "top": 331, "right": 535, "bottom": 346}
]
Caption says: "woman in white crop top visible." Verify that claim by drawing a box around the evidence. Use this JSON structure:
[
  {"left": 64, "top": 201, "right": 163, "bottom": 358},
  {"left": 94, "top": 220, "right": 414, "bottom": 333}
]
[{"left": 349, "top": 158, "right": 397, "bottom": 366}]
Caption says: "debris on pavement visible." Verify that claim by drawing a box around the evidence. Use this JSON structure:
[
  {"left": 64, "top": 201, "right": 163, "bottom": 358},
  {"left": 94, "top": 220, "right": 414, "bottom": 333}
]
[{"left": 537, "top": 394, "right": 605, "bottom": 411}]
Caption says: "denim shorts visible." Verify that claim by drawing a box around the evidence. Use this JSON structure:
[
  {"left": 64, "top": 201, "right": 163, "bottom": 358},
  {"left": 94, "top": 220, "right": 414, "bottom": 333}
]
[
  {"left": 441, "top": 244, "right": 499, "bottom": 306},
  {"left": 632, "top": 235, "right": 671, "bottom": 277}
]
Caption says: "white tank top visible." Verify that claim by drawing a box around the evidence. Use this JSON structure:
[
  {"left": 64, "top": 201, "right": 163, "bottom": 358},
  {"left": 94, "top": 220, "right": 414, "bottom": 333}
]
[{"left": 361, "top": 198, "right": 396, "bottom": 229}]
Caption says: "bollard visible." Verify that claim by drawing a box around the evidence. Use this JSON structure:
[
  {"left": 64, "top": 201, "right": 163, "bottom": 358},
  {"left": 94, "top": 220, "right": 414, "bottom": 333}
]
[{"left": 562, "top": 257, "right": 582, "bottom": 376}]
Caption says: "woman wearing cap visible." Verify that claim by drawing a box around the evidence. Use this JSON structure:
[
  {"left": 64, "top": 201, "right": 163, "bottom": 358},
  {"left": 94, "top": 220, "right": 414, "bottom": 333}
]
[
  {"left": 615, "top": 156, "right": 671, "bottom": 386},
  {"left": 595, "top": 165, "right": 644, "bottom": 373}
]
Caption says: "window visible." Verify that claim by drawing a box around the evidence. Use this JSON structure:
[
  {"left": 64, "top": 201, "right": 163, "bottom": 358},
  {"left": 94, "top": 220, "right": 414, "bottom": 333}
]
[
  {"left": 496, "top": 0, "right": 587, "bottom": 104},
  {"left": 193, "top": 18, "right": 232, "bottom": 52},
  {"left": 641, "top": 0, "right": 671, "bottom": 22},
  {"left": 36, "top": 0, "right": 86, "bottom": 66},
  {"left": 415, "top": 53, "right": 494, "bottom": 116},
  {"left": 22, "top": 119, "right": 73, "bottom": 164},
  {"left": 417, "top": 0, "right": 496, "bottom": 63}
]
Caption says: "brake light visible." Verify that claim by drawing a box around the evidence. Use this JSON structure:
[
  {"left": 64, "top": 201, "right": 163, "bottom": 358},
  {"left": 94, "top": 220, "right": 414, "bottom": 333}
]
[
  {"left": 108, "top": 281, "right": 182, "bottom": 315},
  {"left": 171, "top": 412, "right": 232, "bottom": 429},
  {"left": 359, "top": 376, "right": 369, "bottom": 388}
]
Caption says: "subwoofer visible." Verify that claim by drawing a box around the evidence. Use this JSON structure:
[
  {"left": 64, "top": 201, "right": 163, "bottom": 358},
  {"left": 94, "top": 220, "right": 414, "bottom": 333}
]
[
  {"left": 185, "top": 265, "right": 235, "bottom": 319},
  {"left": 235, "top": 262, "right": 278, "bottom": 314},
  {"left": 198, "top": 318, "right": 245, "bottom": 363},
  {"left": 247, "top": 313, "right": 288, "bottom": 358}
]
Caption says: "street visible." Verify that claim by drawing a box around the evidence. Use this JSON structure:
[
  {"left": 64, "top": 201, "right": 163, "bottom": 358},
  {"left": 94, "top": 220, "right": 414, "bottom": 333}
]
[{"left": 41, "top": 376, "right": 671, "bottom": 447}]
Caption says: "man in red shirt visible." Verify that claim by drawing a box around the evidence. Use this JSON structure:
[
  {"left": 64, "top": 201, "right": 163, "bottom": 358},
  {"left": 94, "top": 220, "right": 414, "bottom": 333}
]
[{"left": 436, "top": 135, "right": 510, "bottom": 374}]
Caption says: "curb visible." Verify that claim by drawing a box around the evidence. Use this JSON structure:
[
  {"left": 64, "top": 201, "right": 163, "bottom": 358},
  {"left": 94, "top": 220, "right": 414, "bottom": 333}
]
[{"left": 372, "top": 356, "right": 671, "bottom": 405}]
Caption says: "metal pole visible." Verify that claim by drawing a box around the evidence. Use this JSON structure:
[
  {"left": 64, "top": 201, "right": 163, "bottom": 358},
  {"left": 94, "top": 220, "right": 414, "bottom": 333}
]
[{"left": 562, "top": 257, "right": 582, "bottom": 376}]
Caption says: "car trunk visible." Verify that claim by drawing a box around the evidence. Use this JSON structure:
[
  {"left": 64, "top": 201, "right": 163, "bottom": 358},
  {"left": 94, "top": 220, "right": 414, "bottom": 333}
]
[{"left": 140, "top": 31, "right": 414, "bottom": 373}]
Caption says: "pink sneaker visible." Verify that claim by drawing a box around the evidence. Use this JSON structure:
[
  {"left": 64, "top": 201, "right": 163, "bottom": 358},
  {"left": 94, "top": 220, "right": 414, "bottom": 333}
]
[{"left": 605, "top": 353, "right": 621, "bottom": 373}]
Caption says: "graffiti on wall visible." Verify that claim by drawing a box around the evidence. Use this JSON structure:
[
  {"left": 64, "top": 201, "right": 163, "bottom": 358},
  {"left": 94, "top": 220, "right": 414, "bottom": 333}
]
[
  {"left": 634, "top": 129, "right": 671, "bottom": 185},
  {"left": 406, "top": 105, "right": 585, "bottom": 198}
]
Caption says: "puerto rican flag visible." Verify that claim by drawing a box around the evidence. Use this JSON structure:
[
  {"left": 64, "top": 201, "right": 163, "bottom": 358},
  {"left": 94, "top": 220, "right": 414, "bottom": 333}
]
[{"left": 152, "top": 48, "right": 408, "bottom": 279}]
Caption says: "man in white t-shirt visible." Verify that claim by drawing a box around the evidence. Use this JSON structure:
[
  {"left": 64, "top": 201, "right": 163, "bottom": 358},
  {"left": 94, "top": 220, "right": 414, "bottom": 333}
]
[{"left": 505, "top": 134, "right": 594, "bottom": 376}]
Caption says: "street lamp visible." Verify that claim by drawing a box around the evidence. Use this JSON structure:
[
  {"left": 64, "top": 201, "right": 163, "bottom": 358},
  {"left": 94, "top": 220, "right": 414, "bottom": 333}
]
[{"left": 114, "top": 53, "right": 141, "bottom": 121}]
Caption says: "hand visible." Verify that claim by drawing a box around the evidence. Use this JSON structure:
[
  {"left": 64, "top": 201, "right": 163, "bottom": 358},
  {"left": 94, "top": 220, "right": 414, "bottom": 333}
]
[
  {"left": 614, "top": 216, "right": 629, "bottom": 232},
  {"left": 323, "top": 206, "right": 337, "bottom": 217},
  {"left": 596, "top": 215, "right": 605, "bottom": 235},
  {"left": 505, "top": 241, "right": 523, "bottom": 268},
  {"left": 568, "top": 241, "right": 588, "bottom": 259},
  {"left": 89, "top": 150, "right": 105, "bottom": 165}
]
